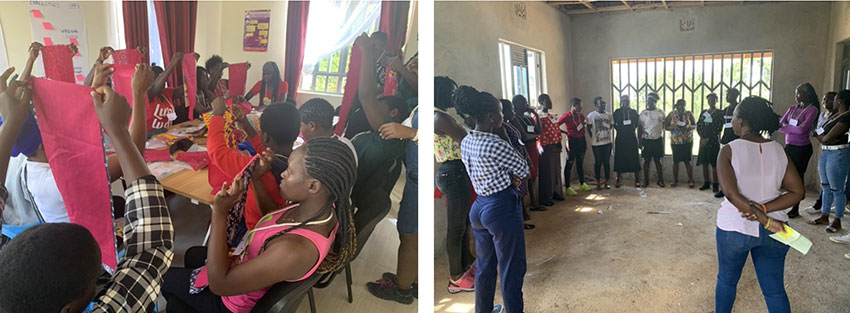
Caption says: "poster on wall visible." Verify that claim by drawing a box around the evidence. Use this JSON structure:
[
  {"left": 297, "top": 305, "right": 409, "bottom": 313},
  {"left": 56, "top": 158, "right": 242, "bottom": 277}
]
[
  {"left": 243, "top": 10, "right": 270, "bottom": 52},
  {"left": 0, "top": 23, "right": 9, "bottom": 70},
  {"left": 29, "top": 1, "right": 89, "bottom": 84}
]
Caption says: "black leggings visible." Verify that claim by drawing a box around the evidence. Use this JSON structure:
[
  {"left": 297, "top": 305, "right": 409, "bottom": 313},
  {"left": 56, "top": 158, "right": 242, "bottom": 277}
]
[
  {"left": 161, "top": 247, "right": 233, "bottom": 313},
  {"left": 565, "top": 137, "right": 586, "bottom": 187},
  {"left": 592, "top": 144, "right": 612, "bottom": 181}
]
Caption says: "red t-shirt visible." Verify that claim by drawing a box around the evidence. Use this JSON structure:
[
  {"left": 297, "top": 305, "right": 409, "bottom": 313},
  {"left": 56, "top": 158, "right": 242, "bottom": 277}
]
[
  {"left": 207, "top": 115, "right": 287, "bottom": 229},
  {"left": 537, "top": 112, "right": 562, "bottom": 146},
  {"left": 557, "top": 110, "right": 586, "bottom": 139},
  {"left": 249, "top": 80, "right": 289, "bottom": 104},
  {"left": 147, "top": 88, "right": 177, "bottom": 131}
]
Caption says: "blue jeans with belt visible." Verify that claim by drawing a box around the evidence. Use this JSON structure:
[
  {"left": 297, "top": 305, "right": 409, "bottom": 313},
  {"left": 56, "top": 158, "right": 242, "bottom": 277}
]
[
  {"left": 470, "top": 187, "right": 526, "bottom": 313},
  {"left": 818, "top": 148, "right": 850, "bottom": 218},
  {"left": 715, "top": 227, "right": 790, "bottom": 313}
]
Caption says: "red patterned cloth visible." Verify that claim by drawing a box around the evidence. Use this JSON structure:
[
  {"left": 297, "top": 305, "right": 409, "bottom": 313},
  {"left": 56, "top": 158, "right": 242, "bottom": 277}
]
[
  {"left": 42, "top": 45, "right": 75, "bottom": 83},
  {"left": 112, "top": 49, "right": 143, "bottom": 65},
  {"left": 175, "top": 151, "right": 210, "bottom": 170},
  {"left": 538, "top": 112, "right": 562, "bottom": 146}
]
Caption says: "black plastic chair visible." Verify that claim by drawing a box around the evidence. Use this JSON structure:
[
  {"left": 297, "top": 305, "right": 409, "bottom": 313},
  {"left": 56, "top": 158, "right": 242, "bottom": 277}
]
[{"left": 250, "top": 273, "right": 323, "bottom": 313}]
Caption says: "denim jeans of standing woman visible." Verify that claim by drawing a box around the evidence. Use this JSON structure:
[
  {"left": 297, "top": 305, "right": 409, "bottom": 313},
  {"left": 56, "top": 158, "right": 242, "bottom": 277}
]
[{"left": 437, "top": 160, "right": 476, "bottom": 278}]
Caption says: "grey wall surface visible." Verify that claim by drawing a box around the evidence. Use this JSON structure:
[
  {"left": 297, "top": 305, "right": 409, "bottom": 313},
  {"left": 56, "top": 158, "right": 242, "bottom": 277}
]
[{"left": 569, "top": 1, "right": 832, "bottom": 187}]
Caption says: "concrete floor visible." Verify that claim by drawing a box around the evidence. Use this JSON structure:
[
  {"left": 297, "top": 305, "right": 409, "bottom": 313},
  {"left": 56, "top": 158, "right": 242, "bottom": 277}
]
[
  {"left": 160, "top": 171, "right": 417, "bottom": 313},
  {"left": 434, "top": 186, "right": 850, "bottom": 313}
]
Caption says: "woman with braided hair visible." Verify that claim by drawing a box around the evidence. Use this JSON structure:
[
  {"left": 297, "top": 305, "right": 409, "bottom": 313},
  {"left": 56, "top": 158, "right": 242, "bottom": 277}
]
[
  {"left": 161, "top": 137, "right": 357, "bottom": 313},
  {"left": 457, "top": 85, "right": 528, "bottom": 313}
]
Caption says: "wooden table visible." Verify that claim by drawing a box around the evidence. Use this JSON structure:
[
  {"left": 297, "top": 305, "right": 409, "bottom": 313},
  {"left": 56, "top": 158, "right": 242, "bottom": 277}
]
[{"left": 159, "top": 168, "right": 214, "bottom": 205}]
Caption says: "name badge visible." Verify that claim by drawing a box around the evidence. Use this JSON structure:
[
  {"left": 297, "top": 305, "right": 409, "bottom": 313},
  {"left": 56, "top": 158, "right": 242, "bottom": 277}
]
[
  {"left": 725, "top": 123, "right": 733, "bottom": 128},
  {"left": 725, "top": 115, "right": 733, "bottom": 121},
  {"left": 623, "top": 120, "right": 632, "bottom": 125},
  {"left": 677, "top": 121, "right": 686, "bottom": 127},
  {"left": 167, "top": 112, "right": 178, "bottom": 121},
  {"left": 816, "top": 127, "right": 825, "bottom": 135},
  {"left": 704, "top": 116, "right": 713, "bottom": 123},
  {"left": 789, "top": 118, "right": 799, "bottom": 127},
  {"left": 577, "top": 124, "right": 584, "bottom": 131},
  {"left": 527, "top": 125, "right": 535, "bottom": 133}
]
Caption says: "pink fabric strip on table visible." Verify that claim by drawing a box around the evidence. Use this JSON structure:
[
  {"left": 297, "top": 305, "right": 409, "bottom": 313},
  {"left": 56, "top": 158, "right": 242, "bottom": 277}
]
[
  {"left": 228, "top": 63, "right": 248, "bottom": 97},
  {"left": 31, "top": 78, "right": 118, "bottom": 270},
  {"left": 144, "top": 149, "right": 172, "bottom": 162},
  {"left": 182, "top": 53, "right": 197, "bottom": 120},
  {"left": 112, "top": 49, "right": 143, "bottom": 65},
  {"left": 42, "top": 45, "right": 75, "bottom": 83}
]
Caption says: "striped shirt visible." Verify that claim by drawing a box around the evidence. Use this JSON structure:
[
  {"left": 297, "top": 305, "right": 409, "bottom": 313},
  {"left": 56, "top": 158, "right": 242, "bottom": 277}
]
[{"left": 461, "top": 130, "right": 529, "bottom": 196}]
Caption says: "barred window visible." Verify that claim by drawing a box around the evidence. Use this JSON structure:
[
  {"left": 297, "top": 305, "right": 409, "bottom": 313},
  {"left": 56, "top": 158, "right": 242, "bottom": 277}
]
[
  {"left": 499, "top": 40, "right": 546, "bottom": 107},
  {"left": 610, "top": 51, "right": 774, "bottom": 155}
]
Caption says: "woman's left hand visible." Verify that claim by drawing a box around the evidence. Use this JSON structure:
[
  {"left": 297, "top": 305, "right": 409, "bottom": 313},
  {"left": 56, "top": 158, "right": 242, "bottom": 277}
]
[{"left": 213, "top": 177, "right": 245, "bottom": 216}]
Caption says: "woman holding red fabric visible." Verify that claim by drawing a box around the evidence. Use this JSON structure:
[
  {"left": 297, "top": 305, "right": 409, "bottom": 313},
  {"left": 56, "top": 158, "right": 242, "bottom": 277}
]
[{"left": 245, "top": 62, "right": 288, "bottom": 106}]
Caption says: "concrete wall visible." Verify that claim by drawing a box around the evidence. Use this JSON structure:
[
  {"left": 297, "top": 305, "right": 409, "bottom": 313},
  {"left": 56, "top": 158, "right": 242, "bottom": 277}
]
[
  {"left": 822, "top": 1, "right": 850, "bottom": 91},
  {"left": 434, "top": 1, "right": 574, "bottom": 112},
  {"left": 569, "top": 1, "right": 832, "bottom": 187},
  {"left": 433, "top": 1, "right": 573, "bottom": 254}
]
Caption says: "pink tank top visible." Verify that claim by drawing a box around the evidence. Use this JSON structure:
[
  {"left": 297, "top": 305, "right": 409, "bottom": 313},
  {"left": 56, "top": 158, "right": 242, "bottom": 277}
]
[
  {"left": 717, "top": 139, "right": 789, "bottom": 238},
  {"left": 221, "top": 204, "right": 338, "bottom": 313}
]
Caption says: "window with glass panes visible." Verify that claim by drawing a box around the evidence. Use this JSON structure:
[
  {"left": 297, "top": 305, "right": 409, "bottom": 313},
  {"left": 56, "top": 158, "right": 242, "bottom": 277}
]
[
  {"left": 498, "top": 40, "right": 546, "bottom": 107},
  {"left": 610, "top": 51, "right": 774, "bottom": 154},
  {"left": 300, "top": 23, "right": 379, "bottom": 95}
]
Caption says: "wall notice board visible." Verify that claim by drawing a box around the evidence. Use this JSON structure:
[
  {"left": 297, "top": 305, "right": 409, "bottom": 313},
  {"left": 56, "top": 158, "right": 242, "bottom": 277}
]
[{"left": 243, "top": 10, "right": 270, "bottom": 52}]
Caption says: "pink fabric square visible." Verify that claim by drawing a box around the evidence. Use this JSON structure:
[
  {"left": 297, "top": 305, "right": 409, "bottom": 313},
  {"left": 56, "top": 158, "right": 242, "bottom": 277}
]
[
  {"left": 112, "top": 49, "right": 143, "bottom": 65},
  {"left": 75, "top": 74, "right": 85, "bottom": 82},
  {"left": 42, "top": 45, "right": 75, "bottom": 83},
  {"left": 32, "top": 9, "right": 43, "bottom": 18},
  {"left": 43, "top": 37, "right": 53, "bottom": 46},
  {"left": 69, "top": 38, "right": 79, "bottom": 46},
  {"left": 182, "top": 53, "right": 197, "bottom": 120},
  {"left": 111, "top": 64, "right": 148, "bottom": 111},
  {"left": 145, "top": 149, "right": 172, "bottom": 162},
  {"left": 227, "top": 63, "right": 248, "bottom": 97},
  {"left": 42, "top": 22, "right": 53, "bottom": 30},
  {"left": 176, "top": 151, "right": 210, "bottom": 170},
  {"left": 31, "top": 78, "right": 118, "bottom": 270}
]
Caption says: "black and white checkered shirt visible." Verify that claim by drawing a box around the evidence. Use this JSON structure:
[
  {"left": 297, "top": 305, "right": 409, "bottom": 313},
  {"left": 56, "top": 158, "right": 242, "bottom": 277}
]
[
  {"left": 461, "top": 130, "right": 529, "bottom": 197},
  {"left": 91, "top": 175, "right": 174, "bottom": 312}
]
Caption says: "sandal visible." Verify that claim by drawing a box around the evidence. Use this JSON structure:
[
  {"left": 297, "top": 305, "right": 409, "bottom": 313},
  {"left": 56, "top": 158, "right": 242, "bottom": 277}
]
[
  {"left": 524, "top": 224, "right": 536, "bottom": 230},
  {"left": 642, "top": 180, "right": 650, "bottom": 188},
  {"left": 670, "top": 180, "right": 678, "bottom": 188},
  {"left": 826, "top": 219, "right": 842, "bottom": 233},
  {"left": 635, "top": 181, "right": 642, "bottom": 188},
  {"left": 657, "top": 180, "right": 665, "bottom": 188},
  {"left": 615, "top": 179, "right": 622, "bottom": 188},
  {"left": 807, "top": 215, "right": 830, "bottom": 225},
  {"left": 688, "top": 180, "right": 695, "bottom": 189}
]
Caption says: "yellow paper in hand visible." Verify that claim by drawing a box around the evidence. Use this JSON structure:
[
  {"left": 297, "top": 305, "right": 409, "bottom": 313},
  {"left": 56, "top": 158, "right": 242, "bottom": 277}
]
[{"left": 769, "top": 224, "right": 812, "bottom": 255}]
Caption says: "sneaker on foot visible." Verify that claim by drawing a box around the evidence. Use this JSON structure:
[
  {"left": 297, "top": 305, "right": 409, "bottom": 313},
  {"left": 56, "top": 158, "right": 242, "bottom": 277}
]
[
  {"left": 492, "top": 304, "right": 504, "bottom": 313},
  {"left": 448, "top": 266, "right": 475, "bottom": 294},
  {"left": 804, "top": 206, "right": 821, "bottom": 214},
  {"left": 566, "top": 187, "right": 578, "bottom": 196},
  {"left": 830, "top": 232, "right": 850, "bottom": 244},
  {"left": 579, "top": 183, "right": 592, "bottom": 191},
  {"left": 699, "top": 182, "right": 711, "bottom": 190},
  {"left": 367, "top": 278, "right": 414, "bottom": 304},
  {"left": 714, "top": 191, "right": 724, "bottom": 198},
  {"left": 381, "top": 273, "right": 417, "bottom": 298}
]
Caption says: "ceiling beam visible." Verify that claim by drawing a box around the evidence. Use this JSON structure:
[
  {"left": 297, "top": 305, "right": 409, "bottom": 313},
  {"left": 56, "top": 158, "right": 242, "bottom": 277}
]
[
  {"left": 661, "top": 0, "right": 669, "bottom": 9},
  {"left": 548, "top": 1, "right": 586, "bottom": 5},
  {"left": 621, "top": 0, "right": 633, "bottom": 11},
  {"left": 580, "top": 0, "right": 597, "bottom": 12},
  {"left": 564, "top": 1, "right": 736, "bottom": 15}
]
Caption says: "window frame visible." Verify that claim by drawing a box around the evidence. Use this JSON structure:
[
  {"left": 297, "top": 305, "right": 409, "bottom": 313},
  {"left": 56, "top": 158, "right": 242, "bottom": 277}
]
[
  {"left": 299, "top": 19, "right": 380, "bottom": 96},
  {"left": 498, "top": 39, "right": 547, "bottom": 107}
]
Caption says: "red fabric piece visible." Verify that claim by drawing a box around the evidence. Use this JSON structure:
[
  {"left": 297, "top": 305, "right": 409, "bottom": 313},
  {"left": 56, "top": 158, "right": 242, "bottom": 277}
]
[
  {"left": 31, "top": 78, "right": 117, "bottom": 270},
  {"left": 144, "top": 149, "right": 172, "bottom": 162},
  {"left": 234, "top": 101, "right": 252, "bottom": 116},
  {"left": 379, "top": 1, "right": 410, "bottom": 54},
  {"left": 154, "top": 0, "right": 197, "bottom": 87},
  {"left": 283, "top": 0, "right": 309, "bottom": 99},
  {"left": 122, "top": 0, "right": 150, "bottom": 64},
  {"left": 175, "top": 151, "right": 209, "bottom": 170},
  {"left": 112, "top": 49, "right": 144, "bottom": 65},
  {"left": 334, "top": 44, "right": 361, "bottom": 136},
  {"left": 42, "top": 45, "right": 75, "bottom": 83},
  {"left": 227, "top": 63, "right": 248, "bottom": 97},
  {"left": 111, "top": 64, "right": 146, "bottom": 113},
  {"left": 207, "top": 115, "right": 285, "bottom": 229},
  {"left": 249, "top": 80, "right": 288, "bottom": 105},
  {"left": 434, "top": 186, "right": 442, "bottom": 199},
  {"left": 181, "top": 53, "right": 197, "bottom": 120}
]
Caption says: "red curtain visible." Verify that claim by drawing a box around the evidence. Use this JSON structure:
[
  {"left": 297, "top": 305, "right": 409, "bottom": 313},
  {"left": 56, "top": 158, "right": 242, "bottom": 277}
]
[
  {"left": 379, "top": 0, "right": 410, "bottom": 55},
  {"left": 122, "top": 0, "right": 149, "bottom": 63},
  {"left": 283, "top": 1, "right": 309, "bottom": 99},
  {"left": 154, "top": 0, "right": 197, "bottom": 87}
]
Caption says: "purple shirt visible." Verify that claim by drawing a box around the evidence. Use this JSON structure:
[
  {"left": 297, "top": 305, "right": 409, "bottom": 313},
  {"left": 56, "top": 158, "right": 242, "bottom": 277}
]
[{"left": 778, "top": 105, "right": 818, "bottom": 146}]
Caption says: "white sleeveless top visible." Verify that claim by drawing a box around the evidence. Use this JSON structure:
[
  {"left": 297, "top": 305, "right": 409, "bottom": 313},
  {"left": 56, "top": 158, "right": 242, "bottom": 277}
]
[{"left": 717, "top": 139, "right": 789, "bottom": 238}]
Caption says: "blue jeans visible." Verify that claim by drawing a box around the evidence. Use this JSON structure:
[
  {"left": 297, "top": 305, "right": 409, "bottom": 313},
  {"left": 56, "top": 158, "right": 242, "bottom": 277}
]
[
  {"left": 818, "top": 148, "right": 850, "bottom": 219},
  {"left": 437, "top": 160, "right": 475, "bottom": 277},
  {"left": 397, "top": 139, "right": 418, "bottom": 234},
  {"left": 715, "top": 227, "right": 790, "bottom": 313},
  {"left": 470, "top": 187, "right": 526, "bottom": 313}
]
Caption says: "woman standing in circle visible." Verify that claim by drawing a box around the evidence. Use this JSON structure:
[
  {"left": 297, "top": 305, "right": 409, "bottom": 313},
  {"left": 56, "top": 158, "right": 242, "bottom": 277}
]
[
  {"left": 696, "top": 93, "right": 724, "bottom": 193},
  {"left": 612, "top": 94, "right": 641, "bottom": 188},
  {"left": 778, "top": 83, "right": 820, "bottom": 218},
  {"left": 665, "top": 99, "right": 696, "bottom": 188}
]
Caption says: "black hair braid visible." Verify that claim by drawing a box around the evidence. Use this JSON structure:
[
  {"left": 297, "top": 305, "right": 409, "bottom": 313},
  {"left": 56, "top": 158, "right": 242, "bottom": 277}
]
[
  {"left": 738, "top": 96, "right": 780, "bottom": 136},
  {"left": 453, "top": 85, "right": 479, "bottom": 120},
  {"left": 259, "top": 62, "right": 283, "bottom": 105},
  {"left": 262, "top": 138, "right": 358, "bottom": 273},
  {"left": 435, "top": 76, "right": 457, "bottom": 110},
  {"left": 797, "top": 83, "right": 821, "bottom": 129}
]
